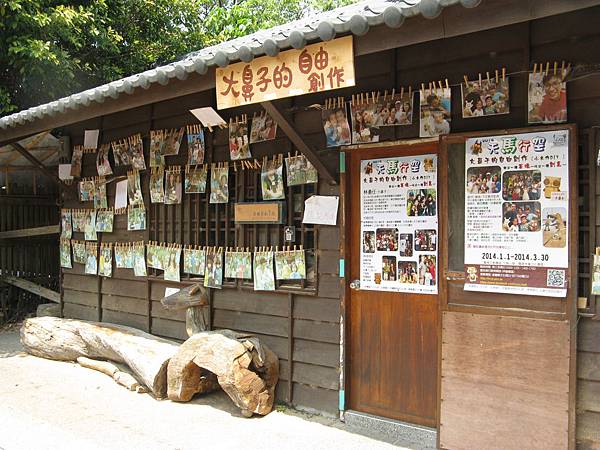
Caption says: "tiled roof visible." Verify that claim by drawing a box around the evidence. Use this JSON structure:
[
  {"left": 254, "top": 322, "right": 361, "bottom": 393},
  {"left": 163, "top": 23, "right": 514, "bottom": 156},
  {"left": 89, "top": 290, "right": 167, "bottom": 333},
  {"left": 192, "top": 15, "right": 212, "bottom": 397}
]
[{"left": 0, "top": 0, "right": 482, "bottom": 131}]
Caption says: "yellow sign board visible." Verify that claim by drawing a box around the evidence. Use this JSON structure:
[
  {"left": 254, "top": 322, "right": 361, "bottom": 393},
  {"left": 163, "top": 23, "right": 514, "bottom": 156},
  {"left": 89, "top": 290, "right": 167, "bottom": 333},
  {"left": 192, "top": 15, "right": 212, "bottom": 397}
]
[
  {"left": 234, "top": 202, "right": 282, "bottom": 223},
  {"left": 216, "top": 36, "right": 355, "bottom": 110}
]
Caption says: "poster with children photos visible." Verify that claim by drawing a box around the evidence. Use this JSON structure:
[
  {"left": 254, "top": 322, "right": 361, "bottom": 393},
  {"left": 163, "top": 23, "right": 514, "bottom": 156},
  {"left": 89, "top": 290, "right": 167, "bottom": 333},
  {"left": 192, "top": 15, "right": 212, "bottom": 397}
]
[
  {"left": 96, "top": 144, "right": 113, "bottom": 176},
  {"left": 185, "top": 166, "right": 207, "bottom": 194},
  {"left": 183, "top": 248, "right": 206, "bottom": 276},
  {"left": 462, "top": 75, "right": 509, "bottom": 119},
  {"left": 164, "top": 247, "right": 182, "bottom": 282},
  {"left": 60, "top": 239, "right": 72, "bottom": 269},
  {"left": 528, "top": 67, "right": 568, "bottom": 124},
  {"left": 224, "top": 251, "right": 252, "bottom": 279},
  {"left": 186, "top": 126, "right": 205, "bottom": 166},
  {"left": 61, "top": 210, "right": 72, "bottom": 239},
  {"left": 360, "top": 154, "right": 438, "bottom": 294},
  {"left": 249, "top": 113, "right": 277, "bottom": 143},
  {"left": 99, "top": 245, "right": 113, "bottom": 277},
  {"left": 275, "top": 250, "right": 306, "bottom": 280},
  {"left": 210, "top": 167, "right": 229, "bottom": 203},
  {"left": 150, "top": 167, "right": 165, "bottom": 203},
  {"left": 228, "top": 120, "right": 251, "bottom": 160},
  {"left": 464, "top": 129, "right": 570, "bottom": 297},
  {"left": 253, "top": 251, "right": 275, "bottom": 291},
  {"left": 419, "top": 87, "right": 451, "bottom": 138},
  {"left": 261, "top": 158, "right": 285, "bottom": 200},
  {"left": 204, "top": 250, "right": 223, "bottom": 289}
]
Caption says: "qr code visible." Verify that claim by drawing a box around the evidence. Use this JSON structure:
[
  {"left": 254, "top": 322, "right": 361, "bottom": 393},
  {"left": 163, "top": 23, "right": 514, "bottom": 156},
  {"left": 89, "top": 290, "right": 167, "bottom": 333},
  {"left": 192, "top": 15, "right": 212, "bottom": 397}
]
[{"left": 547, "top": 269, "right": 566, "bottom": 288}]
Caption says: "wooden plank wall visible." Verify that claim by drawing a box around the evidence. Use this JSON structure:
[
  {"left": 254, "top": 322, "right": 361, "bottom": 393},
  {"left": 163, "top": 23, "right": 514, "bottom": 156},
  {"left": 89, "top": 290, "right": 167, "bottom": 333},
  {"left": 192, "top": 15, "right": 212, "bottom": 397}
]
[
  {"left": 578, "top": 319, "right": 600, "bottom": 448},
  {"left": 58, "top": 6, "right": 600, "bottom": 419}
]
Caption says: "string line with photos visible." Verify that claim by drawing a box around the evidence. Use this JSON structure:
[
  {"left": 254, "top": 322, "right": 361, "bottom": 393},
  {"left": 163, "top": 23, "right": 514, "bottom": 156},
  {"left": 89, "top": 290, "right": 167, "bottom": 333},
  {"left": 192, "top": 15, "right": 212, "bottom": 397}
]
[{"left": 61, "top": 237, "right": 309, "bottom": 292}]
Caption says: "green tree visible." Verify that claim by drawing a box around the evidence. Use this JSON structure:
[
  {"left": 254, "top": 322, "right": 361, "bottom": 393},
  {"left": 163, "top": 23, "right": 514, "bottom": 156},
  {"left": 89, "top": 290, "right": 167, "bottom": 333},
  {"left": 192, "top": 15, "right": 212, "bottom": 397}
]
[{"left": 0, "top": 0, "right": 358, "bottom": 116}]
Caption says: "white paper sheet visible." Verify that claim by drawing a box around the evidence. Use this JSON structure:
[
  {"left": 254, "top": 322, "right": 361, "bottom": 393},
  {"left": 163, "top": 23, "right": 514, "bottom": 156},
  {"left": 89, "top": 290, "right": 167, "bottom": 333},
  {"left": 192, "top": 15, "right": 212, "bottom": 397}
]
[
  {"left": 189, "top": 107, "right": 226, "bottom": 127},
  {"left": 58, "top": 164, "right": 73, "bottom": 180},
  {"left": 303, "top": 195, "right": 339, "bottom": 225},
  {"left": 115, "top": 180, "right": 128, "bottom": 210},
  {"left": 83, "top": 129, "right": 100, "bottom": 150},
  {"left": 165, "top": 287, "right": 180, "bottom": 297}
]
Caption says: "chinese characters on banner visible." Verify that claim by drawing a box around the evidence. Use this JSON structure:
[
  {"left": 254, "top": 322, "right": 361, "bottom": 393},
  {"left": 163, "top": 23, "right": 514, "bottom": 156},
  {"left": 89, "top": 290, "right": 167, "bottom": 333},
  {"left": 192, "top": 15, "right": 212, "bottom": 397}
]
[
  {"left": 360, "top": 155, "right": 438, "bottom": 294},
  {"left": 216, "top": 36, "right": 355, "bottom": 109},
  {"left": 464, "top": 130, "right": 570, "bottom": 297}
]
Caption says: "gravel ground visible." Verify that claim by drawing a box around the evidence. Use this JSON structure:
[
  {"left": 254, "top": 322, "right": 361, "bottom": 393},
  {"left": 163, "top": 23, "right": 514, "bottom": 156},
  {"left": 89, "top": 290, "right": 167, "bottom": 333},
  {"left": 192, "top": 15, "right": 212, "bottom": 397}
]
[{"left": 0, "top": 329, "right": 406, "bottom": 450}]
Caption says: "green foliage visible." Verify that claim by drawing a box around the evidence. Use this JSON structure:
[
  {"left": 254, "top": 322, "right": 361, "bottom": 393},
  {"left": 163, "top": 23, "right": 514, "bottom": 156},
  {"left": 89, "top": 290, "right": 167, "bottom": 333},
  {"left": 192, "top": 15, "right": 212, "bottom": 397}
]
[{"left": 0, "top": 0, "right": 359, "bottom": 115}]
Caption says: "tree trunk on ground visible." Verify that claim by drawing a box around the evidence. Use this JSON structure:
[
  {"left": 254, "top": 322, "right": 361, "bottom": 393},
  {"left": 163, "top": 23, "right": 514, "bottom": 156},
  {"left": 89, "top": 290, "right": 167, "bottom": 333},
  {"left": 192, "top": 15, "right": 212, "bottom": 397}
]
[
  {"left": 20, "top": 317, "right": 179, "bottom": 398},
  {"left": 167, "top": 330, "right": 279, "bottom": 416}
]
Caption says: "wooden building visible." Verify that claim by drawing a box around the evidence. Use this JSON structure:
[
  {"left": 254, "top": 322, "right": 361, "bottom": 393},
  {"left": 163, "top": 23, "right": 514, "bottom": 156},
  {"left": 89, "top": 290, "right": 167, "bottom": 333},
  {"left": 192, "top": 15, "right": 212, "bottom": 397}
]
[{"left": 1, "top": 1, "right": 600, "bottom": 448}]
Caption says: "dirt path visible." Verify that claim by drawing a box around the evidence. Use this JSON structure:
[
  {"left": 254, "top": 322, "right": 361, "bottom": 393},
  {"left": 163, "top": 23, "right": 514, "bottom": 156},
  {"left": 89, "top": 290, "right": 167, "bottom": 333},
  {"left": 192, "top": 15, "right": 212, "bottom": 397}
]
[{"left": 0, "top": 330, "right": 405, "bottom": 450}]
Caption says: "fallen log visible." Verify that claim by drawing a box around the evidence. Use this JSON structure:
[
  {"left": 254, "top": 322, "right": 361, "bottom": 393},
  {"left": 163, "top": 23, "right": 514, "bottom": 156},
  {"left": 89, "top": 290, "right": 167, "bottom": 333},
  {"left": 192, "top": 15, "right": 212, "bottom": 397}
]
[
  {"left": 168, "top": 330, "right": 279, "bottom": 416},
  {"left": 76, "top": 357, "right": 148, "bottom": 393},
  {"left": 20, "top": 317, "right": 179, "bottom": 398}
]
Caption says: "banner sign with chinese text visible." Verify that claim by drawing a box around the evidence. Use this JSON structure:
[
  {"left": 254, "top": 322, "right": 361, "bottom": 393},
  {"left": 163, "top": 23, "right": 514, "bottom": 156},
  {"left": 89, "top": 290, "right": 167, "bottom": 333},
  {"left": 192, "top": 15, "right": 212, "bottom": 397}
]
[
  {"left": 360, "top": 154, "right": 438, "bottom": 294},
  {"left": 464, "top": 129, "right": 570, "bottom": 297},
  {"left": 216, "top": 36, "right": 355, "bottom": 110}
]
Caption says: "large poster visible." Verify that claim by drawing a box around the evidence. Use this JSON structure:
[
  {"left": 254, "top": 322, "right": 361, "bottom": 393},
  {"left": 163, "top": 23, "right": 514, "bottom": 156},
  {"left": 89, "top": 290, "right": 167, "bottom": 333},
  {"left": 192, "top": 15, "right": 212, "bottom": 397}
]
[
  {"left": 464, "top": 129, "right": 570, "bottom": 297},
  {"left": 360, "top": 154, "right": 438, "bottom": 294}
]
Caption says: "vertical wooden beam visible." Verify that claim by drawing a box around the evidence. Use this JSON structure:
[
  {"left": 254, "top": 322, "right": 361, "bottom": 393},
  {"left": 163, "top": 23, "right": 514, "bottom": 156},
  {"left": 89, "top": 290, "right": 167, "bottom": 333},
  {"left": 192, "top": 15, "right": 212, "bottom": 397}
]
[
  {"left": 261, "top": 100, "right": 336, "bottom": 185},
  {"left": 287, "top": 292, "right": 294, "bottom": 404},
  {"left": 338, "top": 150, "right": 348, "bottom": 419}
]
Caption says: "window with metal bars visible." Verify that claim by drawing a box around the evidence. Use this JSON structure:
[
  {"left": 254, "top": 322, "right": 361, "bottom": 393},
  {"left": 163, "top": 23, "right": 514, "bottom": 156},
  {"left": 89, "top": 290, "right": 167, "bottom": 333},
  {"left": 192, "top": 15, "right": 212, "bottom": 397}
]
[{"left": 148, "top": 166, "right": 317, "bottom": 292}]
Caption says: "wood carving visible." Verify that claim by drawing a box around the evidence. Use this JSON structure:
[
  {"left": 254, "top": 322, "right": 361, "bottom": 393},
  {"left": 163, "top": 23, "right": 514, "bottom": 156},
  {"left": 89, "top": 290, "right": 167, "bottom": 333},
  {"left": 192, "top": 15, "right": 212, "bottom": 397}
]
[
  {"left": 20, "top": 317, "right": 179, "bottom": 398},
  {"left": 167, "top": 330, "right": 279, "bottom": 416},
  {"left": 161, "top": 283, "right": 209, "bottom": 336}
]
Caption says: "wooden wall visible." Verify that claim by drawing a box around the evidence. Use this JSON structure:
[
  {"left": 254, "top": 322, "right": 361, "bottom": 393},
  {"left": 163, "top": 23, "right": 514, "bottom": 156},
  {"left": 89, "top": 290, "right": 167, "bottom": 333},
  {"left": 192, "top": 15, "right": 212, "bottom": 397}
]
[{"left": 57, "top": 6, "right": 600, "bottom": 420}]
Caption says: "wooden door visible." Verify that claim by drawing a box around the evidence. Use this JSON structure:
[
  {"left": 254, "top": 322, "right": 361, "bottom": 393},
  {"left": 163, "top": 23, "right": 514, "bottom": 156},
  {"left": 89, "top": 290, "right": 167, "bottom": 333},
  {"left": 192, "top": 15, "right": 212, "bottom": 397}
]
[{"left": 347, "top": 142, "right": 440, "bottom": 428}]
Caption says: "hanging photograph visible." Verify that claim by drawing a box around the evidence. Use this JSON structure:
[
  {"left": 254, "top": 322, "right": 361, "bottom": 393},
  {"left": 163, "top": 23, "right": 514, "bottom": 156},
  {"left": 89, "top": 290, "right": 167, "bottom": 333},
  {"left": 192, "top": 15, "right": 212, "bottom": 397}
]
[
  {"left": 84, "top": 210, "right": 97, "bottom": 241},
  {"left": 72, "top": 240, "right": 86, "bottom": 264},
  {"left": 419, "top": 87, "right": 451, "bottom": 138},
  {"left": 146, "top": 243, "right": 161, "bottom": 270},
  {"left": 350, "top": 99, "right": 380, "bottom": 144},
  {"left": 127, "top": 170, "right": 144, "bottom": 206},
  {"left": 274, "top": 249, "right": 306, "bottom": 280},
  {"left": 128, "top": 134, "right": 145, "bottom": 170},
  {"left": 164, "top": 247, "right": 182, "bottom": 282},
  {"left": 210, "top": 166, "right": 229, "bottom": 203},
  {"left": 204, "top": 249, "right": 223, "bottom": 289},
  {"left": 149, "top": 167, "right": 165, "bottom": 203},
  {"left": 95, "top": 209, "right": 114, "bottom": 233},
  {"left": 60, "top": 239, "right": 72, "bottom": 269},
  {"left": 132, "top": 243, "right": 147, "bottom": 277},
  {"left": 70, "top": 145, "right": 83, "bottom": 178},
  {"left": 79, "top": 179, "right": 95, "bottom": 202},
  {"left": 98, "top": 244, "right": 113, "bottom": 278},
  {"left": 112, "top": 140, "right": 131, "bottom": 166},
  {"left": 249, "top": 113, "right": 277, "bottom": 143},
  {"left": 163, "top": 128, "right": 184, "bottom": 156},
  {"left": 93, "top": 178, "right": 108, "bottom": 209},
  {"left": 377, "top": 91, "right": 414, "bottom": 126},
  {"left": 72, "top": 211, "right": 86, "bottom": 233},
  {"left": 253, "top": 251, "right": 275, "bottom": 291},
  {"left": 61, "top": 209, "right": 72, "bottom": 239},
  {"left": 185, "top": 165, "right": 208, "bottom": 194},
  {"left": 115, "top": 244, "right": 133, "bottom": 269},
  {"left": 85, "top": 244, "right": 98, "bottom": 275},
  {"left": 322, "top": 99, "right": 351, "bottom": 147},
  {"left": 127, "top": 205, "right": 146, "bottom": 231},
  {"left": 261, "top": 157, "right": 285, "bottom": 200},
  {"left": 183, "top": 247, "right": 206, "bottom": 276},
  {"left": 285, "top": 154, "right": 318, "bottom": 186},
  {"left": 528, "top": 66, "right": 568, "bottom": 124},
  {"left": 186, "top": 125, "right": 205, "bottom": 166},
  {"left": 229, "top": 119, "right": 251, "bottom": 160},
  {"left": 96, "top": 144, "right": 113, "bottom": 176},
  {"left": 165, "top": 168, "right": 182, "bottom": 205},
  {"left": 224, "top": 250, "right": 252, "bottom": 279},
  {"left": 150, "top": 130, "right": 165, "bottom": 168},
  {"left": 462, "top": 75, "right": 509, "bottom": 118}
]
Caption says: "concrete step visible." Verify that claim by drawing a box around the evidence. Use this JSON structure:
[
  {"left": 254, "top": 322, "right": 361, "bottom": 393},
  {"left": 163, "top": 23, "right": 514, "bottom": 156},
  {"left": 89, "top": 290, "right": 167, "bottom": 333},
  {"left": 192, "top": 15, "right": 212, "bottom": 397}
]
[{"left": 344, "top": 410, "right": 437, "bottom": 449}]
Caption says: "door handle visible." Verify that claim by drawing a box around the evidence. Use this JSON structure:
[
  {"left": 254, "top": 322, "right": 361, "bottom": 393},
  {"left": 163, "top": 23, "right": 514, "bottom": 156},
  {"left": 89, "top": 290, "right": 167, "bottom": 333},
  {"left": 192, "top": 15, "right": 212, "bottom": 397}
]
[{"left": 349, "top": 279, "right": 361, "bottom": 290}]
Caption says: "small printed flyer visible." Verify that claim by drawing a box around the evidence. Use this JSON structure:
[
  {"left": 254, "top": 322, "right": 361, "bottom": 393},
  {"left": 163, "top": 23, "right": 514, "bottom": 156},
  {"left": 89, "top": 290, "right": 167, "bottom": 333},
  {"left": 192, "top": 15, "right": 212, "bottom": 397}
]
[
  {"left": 463, "top": 129, "right": 570, "bottom": 297},
  {"left": 360, "top": 154, "right": 438, "bottom": 294}
]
